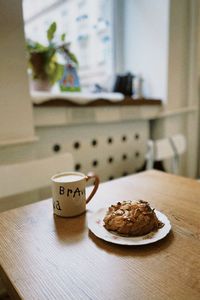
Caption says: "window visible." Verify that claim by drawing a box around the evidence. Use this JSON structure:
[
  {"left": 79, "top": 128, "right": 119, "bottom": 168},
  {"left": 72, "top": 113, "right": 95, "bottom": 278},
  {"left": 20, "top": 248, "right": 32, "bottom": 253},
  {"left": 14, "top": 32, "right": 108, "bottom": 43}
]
[{"left": 23, "top": 0, "right": 114, "bottom": 92}]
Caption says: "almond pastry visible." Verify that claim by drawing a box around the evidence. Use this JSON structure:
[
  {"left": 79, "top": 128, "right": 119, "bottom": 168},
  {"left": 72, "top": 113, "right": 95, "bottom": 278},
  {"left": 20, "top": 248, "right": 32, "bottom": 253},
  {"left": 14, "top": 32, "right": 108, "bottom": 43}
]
[{"left": 103, "top": 200, "right": 164, "bottom": 236}]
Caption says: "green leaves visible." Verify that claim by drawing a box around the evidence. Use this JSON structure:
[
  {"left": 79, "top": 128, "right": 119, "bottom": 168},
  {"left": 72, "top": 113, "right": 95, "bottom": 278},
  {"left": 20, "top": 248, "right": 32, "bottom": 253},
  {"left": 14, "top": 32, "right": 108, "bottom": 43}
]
[
  {"left": 46, "top": 61, "right": 64, "bottom": 84},
  {"left": 61, "top": 33, "right": 66, "bottom": 42},
  {"left": 67, "top": 51, "right": 79, "bottom": 66},
  {"left": 26, "top": 39, "right": 47, "bottom": 53},
  {"left": 47, "top": 22, "right": 57, "bottom": 42},
  {"left": 53, "top": 63, "right": 65, "bottom": 82}
]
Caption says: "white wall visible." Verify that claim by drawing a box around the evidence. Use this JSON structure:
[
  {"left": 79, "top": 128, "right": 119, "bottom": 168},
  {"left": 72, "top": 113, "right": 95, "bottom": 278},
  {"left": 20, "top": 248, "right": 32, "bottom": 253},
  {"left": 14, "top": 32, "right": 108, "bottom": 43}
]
[
  {"left": 151, "top": 0, "right": 199, "bottom": 178},
  {"left": 124, "top": 0, "right": 170, "bottom": 101},
  {"left": 167, "top": 0, "right": 190, "bottom": 110},
  {"left": 123, "top": 0, "right": 199, "bottom": 177},
  {"left": 0, "top": 1, "right": 35, "bottom": 145}
]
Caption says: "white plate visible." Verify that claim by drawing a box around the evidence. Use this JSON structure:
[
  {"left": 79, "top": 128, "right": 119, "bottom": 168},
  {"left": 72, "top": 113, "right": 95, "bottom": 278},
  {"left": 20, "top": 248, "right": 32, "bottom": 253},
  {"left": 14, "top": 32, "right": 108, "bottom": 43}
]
[{"left": 88, "top": 208, "right": 171, "bottom": 246}]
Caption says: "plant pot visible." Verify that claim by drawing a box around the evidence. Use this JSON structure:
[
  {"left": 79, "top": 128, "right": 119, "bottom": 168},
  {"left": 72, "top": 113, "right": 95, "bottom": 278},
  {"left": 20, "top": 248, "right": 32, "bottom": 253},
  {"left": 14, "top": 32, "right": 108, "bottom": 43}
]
[
  {"left": 29, "top": 52, "right": 53, "bottom": 91},
  {"left": 30, "top": 78, "right": 52, "bottom": 92},
  {"left": 30, "top": 52, "right": 48, "bottom": 79}
]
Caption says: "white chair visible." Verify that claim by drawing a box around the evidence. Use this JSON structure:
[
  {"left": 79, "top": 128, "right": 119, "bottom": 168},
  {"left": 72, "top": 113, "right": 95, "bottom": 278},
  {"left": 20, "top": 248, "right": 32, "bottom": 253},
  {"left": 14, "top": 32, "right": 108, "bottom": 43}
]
[
  {"left": 0, "top": 152, "right": 74, "bottom": 209},
  {"left": 146, "top": 134, "right": 186, "bottom": 174}
]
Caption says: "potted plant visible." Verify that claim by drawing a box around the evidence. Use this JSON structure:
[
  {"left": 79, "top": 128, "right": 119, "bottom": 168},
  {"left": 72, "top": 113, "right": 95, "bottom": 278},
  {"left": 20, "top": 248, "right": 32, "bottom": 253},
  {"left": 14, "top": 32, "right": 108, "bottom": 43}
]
[{"left": 26, "top": 22, "right": 65, "bottom": 91}]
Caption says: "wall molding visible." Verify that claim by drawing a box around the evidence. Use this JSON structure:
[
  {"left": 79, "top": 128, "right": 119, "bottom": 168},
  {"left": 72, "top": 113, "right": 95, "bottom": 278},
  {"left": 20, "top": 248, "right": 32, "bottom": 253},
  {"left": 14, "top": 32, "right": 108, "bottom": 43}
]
[{"left": 0, "top": 136, "right": 39, "bottom": 148}]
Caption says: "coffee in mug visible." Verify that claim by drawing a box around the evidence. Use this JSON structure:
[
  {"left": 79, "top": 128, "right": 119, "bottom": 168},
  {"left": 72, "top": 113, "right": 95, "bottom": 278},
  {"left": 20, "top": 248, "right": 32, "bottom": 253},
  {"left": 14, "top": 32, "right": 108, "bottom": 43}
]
[{"left": 51, "top": 171, "right": 99, "bottom": 217}]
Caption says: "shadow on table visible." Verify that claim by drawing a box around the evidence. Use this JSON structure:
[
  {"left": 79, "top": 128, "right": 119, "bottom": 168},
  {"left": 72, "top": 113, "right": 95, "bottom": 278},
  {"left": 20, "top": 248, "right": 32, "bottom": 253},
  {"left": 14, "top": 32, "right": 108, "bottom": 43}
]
[
  {"left": 88, "top": 230, "right": 174, "bottom": 257},
  {"left": 53, "top": 212, "right": 87, "bottom": 244}
]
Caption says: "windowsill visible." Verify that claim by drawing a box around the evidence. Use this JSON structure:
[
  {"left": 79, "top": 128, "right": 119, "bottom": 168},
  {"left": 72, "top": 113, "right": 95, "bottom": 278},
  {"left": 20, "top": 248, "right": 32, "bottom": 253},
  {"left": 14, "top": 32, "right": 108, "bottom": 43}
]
[{"left": 31, "top": 91, "right": 162, "bottom": 107}]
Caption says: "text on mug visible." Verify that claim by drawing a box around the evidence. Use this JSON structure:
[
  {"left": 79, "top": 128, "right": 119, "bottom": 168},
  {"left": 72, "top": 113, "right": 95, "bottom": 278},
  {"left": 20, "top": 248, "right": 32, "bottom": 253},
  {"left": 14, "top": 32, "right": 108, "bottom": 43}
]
[{"left": 59, "top": 186, "right": 85, "bottom": 197}]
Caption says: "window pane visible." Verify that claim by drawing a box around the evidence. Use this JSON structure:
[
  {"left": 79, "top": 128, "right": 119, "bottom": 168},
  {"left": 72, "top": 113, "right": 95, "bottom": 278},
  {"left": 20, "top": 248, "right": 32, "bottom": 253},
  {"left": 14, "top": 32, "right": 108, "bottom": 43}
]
[{"left": 23, "top": 0, "right": 114, "bottom": 92}]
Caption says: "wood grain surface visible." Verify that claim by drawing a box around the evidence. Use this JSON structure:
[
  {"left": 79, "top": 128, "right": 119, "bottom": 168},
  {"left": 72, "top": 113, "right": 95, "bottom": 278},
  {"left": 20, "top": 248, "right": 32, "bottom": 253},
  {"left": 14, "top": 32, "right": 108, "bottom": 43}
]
[{"left": 0, "top": 170, "right": 199, "bottom": 300}]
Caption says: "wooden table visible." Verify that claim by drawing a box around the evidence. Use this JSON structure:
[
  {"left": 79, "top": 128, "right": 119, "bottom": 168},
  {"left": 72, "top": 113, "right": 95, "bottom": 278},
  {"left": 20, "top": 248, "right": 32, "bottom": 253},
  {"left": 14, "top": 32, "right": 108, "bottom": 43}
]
[{"left": 0, "top": 170, "right": 199, "bottom": 300}]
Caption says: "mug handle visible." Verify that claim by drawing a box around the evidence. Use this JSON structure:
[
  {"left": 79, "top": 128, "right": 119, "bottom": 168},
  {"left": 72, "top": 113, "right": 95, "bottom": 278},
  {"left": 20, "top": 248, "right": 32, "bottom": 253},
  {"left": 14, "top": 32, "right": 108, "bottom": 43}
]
[{"left": 85, "top": 173, "right": 100, "bottom": 204}]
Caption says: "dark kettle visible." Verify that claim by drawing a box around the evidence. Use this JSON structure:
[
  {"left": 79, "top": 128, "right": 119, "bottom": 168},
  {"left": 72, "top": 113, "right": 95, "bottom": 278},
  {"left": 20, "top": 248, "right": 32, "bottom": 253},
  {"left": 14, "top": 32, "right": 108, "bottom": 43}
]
[{"left": 113, "top": 72, "right": 134, "bottom": 96}]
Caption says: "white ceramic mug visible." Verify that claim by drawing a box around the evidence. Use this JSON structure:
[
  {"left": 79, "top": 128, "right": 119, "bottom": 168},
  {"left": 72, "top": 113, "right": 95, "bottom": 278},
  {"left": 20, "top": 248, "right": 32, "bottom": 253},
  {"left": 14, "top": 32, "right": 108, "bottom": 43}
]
[{"left": 51, "top": 171, "right": 99, "bottom": 217}]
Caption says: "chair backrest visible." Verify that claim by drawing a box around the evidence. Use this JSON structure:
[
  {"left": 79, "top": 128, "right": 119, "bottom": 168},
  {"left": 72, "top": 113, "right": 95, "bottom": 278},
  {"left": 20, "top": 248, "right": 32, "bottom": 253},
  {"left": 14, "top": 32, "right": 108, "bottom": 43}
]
[
  {"left": 146, "top": 134, "right": 186, "bottom": 174},
  {"left": 0, "top": 153, "right": 74, "bottom": 198},
  {"left": 169, "top": 134, "right": 187, "bottom": 155}
]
